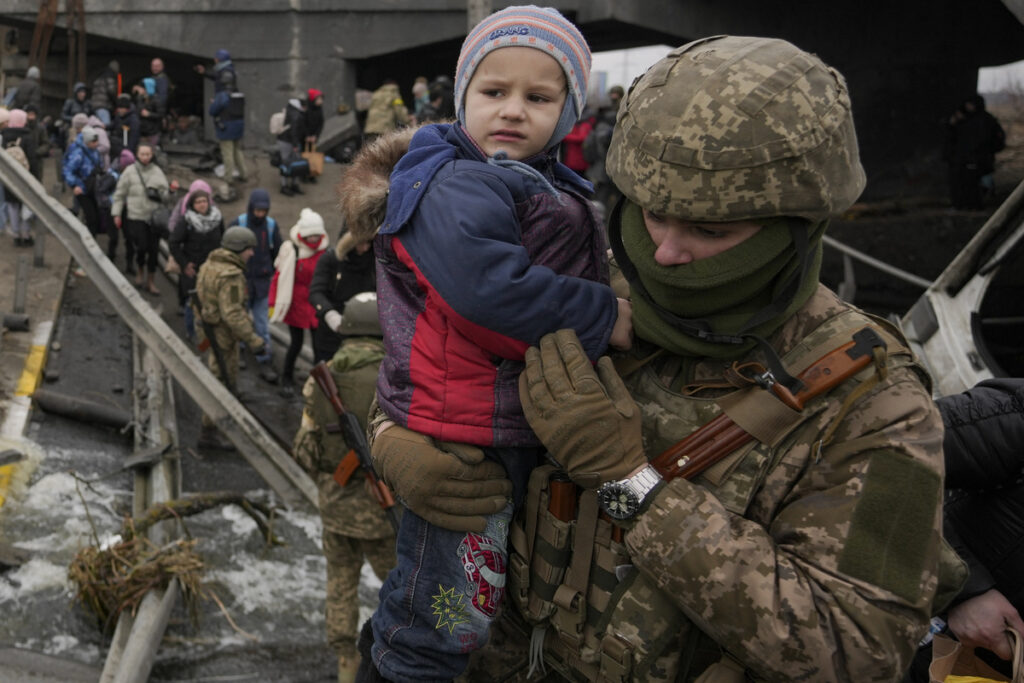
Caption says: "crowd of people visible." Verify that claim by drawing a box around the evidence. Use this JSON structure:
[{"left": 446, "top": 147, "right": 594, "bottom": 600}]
[{"left": 1, "top": 8, "right": 1021, "bottom": 683}]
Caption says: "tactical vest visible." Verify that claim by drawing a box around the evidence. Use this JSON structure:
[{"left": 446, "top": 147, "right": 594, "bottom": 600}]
[{"left": 506, "top": 306, "right": 944, "bottom": 683}]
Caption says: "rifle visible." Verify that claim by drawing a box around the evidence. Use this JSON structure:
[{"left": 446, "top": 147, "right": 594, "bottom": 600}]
[
  {"left": 650, "top": 327, "right": 887, "bottom": 482},
  {"left": 189, "top": 289, "right": 233, "bottom": 392},
  {"left": 310, "top": 361, "right": 400, "bottom": 532}
]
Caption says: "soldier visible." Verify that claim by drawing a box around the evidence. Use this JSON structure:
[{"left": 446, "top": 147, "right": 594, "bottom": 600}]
[
  {"left": 193, "top": 225, "right": 265, "bottom": 450},
  {"left": 292, "top": 292, "right": 396, "bottom": 683},
  {"left": 364, "top": 36, "right": 965, "bottom": 682}
]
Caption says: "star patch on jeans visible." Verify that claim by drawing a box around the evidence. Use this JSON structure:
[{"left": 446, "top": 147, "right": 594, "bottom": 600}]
[{"left": 432, "top": 584, "right": 469, "bottom": 633}]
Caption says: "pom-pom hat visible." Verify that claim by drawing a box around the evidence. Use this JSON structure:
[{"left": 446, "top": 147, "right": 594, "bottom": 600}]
[{"left": 455, "top": 5, "right": 591, "bottom": 150}]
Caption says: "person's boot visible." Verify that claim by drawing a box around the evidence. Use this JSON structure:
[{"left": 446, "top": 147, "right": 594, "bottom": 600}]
[
  {"left": 278, "top": 377, "right": 295, "bottom": 398},
  {"left": 146, "top": 271, "right": 160, "bottom": 295},
  {"left": 197, "top": 425, "right": 236, "bottom": 451}
]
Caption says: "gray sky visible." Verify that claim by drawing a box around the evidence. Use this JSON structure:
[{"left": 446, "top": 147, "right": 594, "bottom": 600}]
[{"left": 594, "top": 46, "right": 1024, "bottom": 95}]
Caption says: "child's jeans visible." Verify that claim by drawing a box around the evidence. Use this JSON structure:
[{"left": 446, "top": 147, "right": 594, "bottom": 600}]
[{"left": 370, "top": 445, "right": 541, "bottom": 682}]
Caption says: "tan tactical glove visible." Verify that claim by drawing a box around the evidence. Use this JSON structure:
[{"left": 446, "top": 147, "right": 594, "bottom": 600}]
[
  {"left": 371, "top": 424, "right": 513, "bottom": 533},
  {"left": 520, "top": 329, "right": 646, "bottom": 489}
]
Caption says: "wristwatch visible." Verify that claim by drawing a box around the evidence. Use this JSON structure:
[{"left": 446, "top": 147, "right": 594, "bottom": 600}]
[{"left": 597, "top": 465, "right": 663, "bottom": 520}]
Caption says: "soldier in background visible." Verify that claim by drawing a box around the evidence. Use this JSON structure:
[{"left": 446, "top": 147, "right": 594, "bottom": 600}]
[
  {"left": 362, "top": 80, "right": 408, "bottom": 142},
  {"left": 367, "top": 36, "right": 962, "bottom": 682},
  {"left": 193, "top": 225, "right": 265, "bottom": 450},
  {"left": 292, "top": 292, "right": 396, "bottom": 683}
]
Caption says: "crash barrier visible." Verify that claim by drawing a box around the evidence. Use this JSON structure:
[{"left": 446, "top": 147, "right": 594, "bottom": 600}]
[{"left": 0, "top": 149, "right": 316, "bottom": 509}]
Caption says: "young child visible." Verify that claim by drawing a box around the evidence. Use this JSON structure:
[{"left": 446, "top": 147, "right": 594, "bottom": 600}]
[{"left": 364, "top": 6, "right": 630, "bottom": 681}]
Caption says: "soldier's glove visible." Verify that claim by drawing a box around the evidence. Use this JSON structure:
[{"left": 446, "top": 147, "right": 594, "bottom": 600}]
[
  {"left": 520, "top": 329, "right": 646, "bottom": 489},
  {"left": 371, "top": 424, "right": 512, "bottom": 533}
]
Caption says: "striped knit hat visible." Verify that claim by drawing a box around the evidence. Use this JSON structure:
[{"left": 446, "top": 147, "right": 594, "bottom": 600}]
[{"left": 455, "top": 5, "right": 591, "bottom": 150}]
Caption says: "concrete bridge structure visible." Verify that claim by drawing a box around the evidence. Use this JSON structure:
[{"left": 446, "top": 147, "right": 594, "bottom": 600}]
[{"left": 2, "top": 0, "right": 1023, "bottom": 198}]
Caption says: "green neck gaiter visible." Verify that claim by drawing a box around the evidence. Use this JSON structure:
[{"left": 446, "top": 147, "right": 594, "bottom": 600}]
[{"left": 615, "top": 200, "right": 825, "bottom": 359}]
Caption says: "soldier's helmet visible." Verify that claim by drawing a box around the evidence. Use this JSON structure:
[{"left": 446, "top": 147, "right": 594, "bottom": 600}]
[
  {"left": 606, "top": 36, "right": 866, "bottom": 224},
  {"left": 340, "top": 292, "right": 381, "bottom": 337},
  {"left": 221, "top": 226, "right": 257, "bottom": 252}
]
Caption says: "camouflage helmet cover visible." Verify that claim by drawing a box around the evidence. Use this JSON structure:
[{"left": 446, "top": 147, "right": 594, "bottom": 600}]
[
  {"left": 221, "top": 226, "right": 257, "bottom": 252},
  {"left": 606, "top": 36, "right": 866, "bottom": 224},
  {"left": 340, "top": 292, "right": 381, "bottom": 337}
]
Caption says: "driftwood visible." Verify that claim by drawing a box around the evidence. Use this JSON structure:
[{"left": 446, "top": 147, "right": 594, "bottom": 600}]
[{"left": 68, "top": 490, "right": 281, "bottom": 634}]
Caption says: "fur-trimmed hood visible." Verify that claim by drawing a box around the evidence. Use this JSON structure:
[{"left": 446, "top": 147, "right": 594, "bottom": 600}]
[{"left": 336, "top": 124, "right": 421, "bottom": 260}]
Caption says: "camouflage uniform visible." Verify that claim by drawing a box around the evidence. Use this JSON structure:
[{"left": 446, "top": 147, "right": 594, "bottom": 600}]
[
  {"left": 292, "top": 337, "right": 396, "bottom": 664},
  {"left": 194, "top": 247, "right": 264, "bottom": 422},
  {"left": 451, "top": 37, "right": 962, "bottom": 683},
  {"left": 363, "top": 83, "right": 409, "bottom": 138}
]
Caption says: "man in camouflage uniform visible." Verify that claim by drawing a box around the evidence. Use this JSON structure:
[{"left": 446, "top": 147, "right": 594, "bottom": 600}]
[
  {"left": 292, "top": 292, "right": 396, "bottom": 683},
  {"left": 366, "top": 36, "right": 964, "bottom": 682},
  {"left": 194, "top": 226, "right": 265, "bottom": 450},
  {"left": 362, "top": 80, "right": 409, "bottom": 141}
]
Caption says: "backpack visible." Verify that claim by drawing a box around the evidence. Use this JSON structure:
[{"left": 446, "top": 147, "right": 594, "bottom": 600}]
[
  {"left": 4, "top": 137, "right": 30, "bottom": 171},
  {"left": 582, "top": 119, "right": 612, "bottom": 165},
  {"left": 269, "top": 109, "right": 289, "bottom": 135},
  {"left": 236, "top": 213, "right": 277, "bottom": 244}
]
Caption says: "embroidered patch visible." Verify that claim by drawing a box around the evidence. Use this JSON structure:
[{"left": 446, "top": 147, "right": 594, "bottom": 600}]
[
  {"left": 432, "top": 584, "right": 469, "bottom": 633},
  {"left": 458, "top": 532, "right": 506, "bottom": 617}
]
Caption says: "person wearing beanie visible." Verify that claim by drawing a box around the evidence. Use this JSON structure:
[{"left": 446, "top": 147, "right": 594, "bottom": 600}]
[
  {"left": 169, "top": 189, "right": 224, "bottom": 342},
  {"left": 209, "top": 71, "right": 248, "bottom": 184},
  {"left": 230, "top": 188, "right": 282, "bottom": 375},
  {"left": 299, "top": 88, "right": 324, "bottom": 185},
  {"left": 195, "top": 48, "right": 238, "bottom": 94},
  {"left": 23, "top": 104, "right": 49, "bottom": 181},
  {"left": 193, "top": 224, "right": 265, "bottom": 451},
  {"left": 109, "top": 93, "right": 140, "bottom": 161},
  {"left": 269, "top": 207, "right": 328, "bottom": 396},
  {"left": 358, "top": 6, "right": 630, "bottom": 682},
  {"left": 11, "top": 66, "right": 42, "bottom": 111}
]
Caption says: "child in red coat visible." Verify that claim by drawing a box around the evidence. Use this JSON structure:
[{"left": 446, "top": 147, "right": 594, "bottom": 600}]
[{"left": 269, "top": 207, "right": 328, "bottom": 395}]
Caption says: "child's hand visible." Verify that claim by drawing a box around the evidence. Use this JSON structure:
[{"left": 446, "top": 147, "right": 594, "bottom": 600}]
[{"left": 609, "top": 298, "right": 633, "bottom": 350}]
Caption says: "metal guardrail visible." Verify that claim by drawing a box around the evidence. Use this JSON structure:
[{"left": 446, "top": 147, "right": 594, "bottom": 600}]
[
  {"left": 822, "top": 234, "right": 934, "bottom": 291},
  {"left": 0, "top": 149, "right": 317, "bottom": 509}
]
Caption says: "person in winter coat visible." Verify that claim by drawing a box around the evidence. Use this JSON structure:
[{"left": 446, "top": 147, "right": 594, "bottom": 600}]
[
  {"left": 362, "top": 80, "right": 408, "bottom": 141},
  {"left": 1, "top": 109, "right": 38, "bottom": 246},
  {"left": 301, "top": 88, "right": 324, "bottom": 185},
  {"left": 109, "top": 94, "right": 141, "bottom": 161},
  {"left": 11, "top": 66, "right": 42, "bottom": 111},
  {"left": 111, "top": 142, "right": 178, "bottom": 293},
  {"left": 308, "top": 229, "right": 376, "bottom": 363},
  {"left": 170, "top": 189, "right": 224, "bottom": 340},
  {"left": 134, "top": 79, "right": 164, "bottom": 148},
  {"left": 269, "top": 207, "right": 328, "bottom": 396},
  {"left": 210, "top": 85, "right": 247, "bottom": 184},
  {"left": 61, "top": 82, "right": 94, "bottom": 127},
  {"left": 62, "top": 126, "right": 104, "bottom": 237},
  {"left": 106, "top": 148, "right": 137, "bottom": 273},
  {"left": 290, "top": 292, "right": 396, "bottom": 683},
  {"left": 149, "top": 57, "right": 172, "bottom": 112},
  {"left": 229, "top": 188, "right": 281, "bottom": 369},
  {"left": 367, "top": 35, "right": 957, "bottom": 683},
  {"left": 193, "top": 226, "right": 265, "bottom": 451},
  {"left": 90, "top": 60, "right": 122, "bottom": 125},
  {"left": 945, "top": 94, "right": 1006, "bottom": 210},
  {"left": 168, "top": 179, "right": 214, "bottom": 241},
  {"left": 561, "top": 115, "right": 593, "bottom": 175},
  {"left": 194, "top": 49, "right": 238, "bottom": 95},
  {"left": 86, "top": 114, "right": 111, "bottom": 170},
  {"left": 23, "top": 105, "right": 49, "bottom": 180},
  {"left": 358, "top": 9, "right": 630, "bottom": 680},
  {"left": 904, "top": 378, "right": 1024, "bottom": 681},
  {"left": 276, "top": 97, "right": 307, "bottom": 196}
]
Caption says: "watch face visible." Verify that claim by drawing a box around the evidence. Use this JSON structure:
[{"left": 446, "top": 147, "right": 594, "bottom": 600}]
[{"left": 598, "top": 484, "right": 640, "bottom": 520}]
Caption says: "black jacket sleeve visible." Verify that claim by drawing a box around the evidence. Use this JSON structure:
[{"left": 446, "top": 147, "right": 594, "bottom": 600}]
[
  {"left": 938, "top": 378, "right": 1024, "bottom": 489},
  {"left": 308, "top": 250, "right": 340, "bottom": 321}
]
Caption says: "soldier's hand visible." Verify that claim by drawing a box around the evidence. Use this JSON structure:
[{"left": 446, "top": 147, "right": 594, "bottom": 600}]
[
  {"left": 371, "top": 424, "right": 512, "bottom": 533},
  {"left": 520, "top": 329, "right": 646, "bottom": 489}
]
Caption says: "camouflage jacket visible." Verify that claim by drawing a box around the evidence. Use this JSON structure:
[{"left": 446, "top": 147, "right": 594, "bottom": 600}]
[
  {"left": 616, "top": 284, "right": 953, "bottom": 682},
  {"left": 293, "top": 339, "right": 393, "bottom": 539},
  {"left": 194, "top": 248, "right": 263, "bottom": 350}
]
